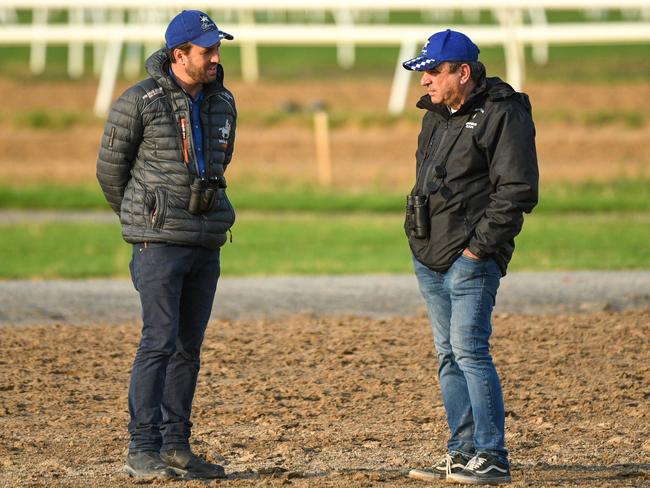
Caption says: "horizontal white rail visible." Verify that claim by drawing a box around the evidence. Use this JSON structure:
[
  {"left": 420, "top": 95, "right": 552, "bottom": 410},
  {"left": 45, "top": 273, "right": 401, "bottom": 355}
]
[
  {"left": 1, "top": 23, "right": 649, "bottom": 44},
  {"left": 1, "top": 2, "right": 648, "bottom": 115},
  {"left": 0, "top": 0, "right": 649, "bottom": 9}
]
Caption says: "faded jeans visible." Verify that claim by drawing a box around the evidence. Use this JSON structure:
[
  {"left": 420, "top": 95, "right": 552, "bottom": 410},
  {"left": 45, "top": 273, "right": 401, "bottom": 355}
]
[
  {"left": 128, "top": 243, "right": 220, "bottom": 453},
  {"left": 413, "top": 254, "right": 508, "bottom": 464}
]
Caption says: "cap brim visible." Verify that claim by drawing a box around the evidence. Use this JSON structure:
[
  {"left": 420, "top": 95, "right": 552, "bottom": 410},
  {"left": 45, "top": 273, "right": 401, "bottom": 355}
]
[
  {"left": 192, "top": 29, "right": 233, "bottom": 47},
  {"left": 402, "top": 55, "right": 440, "bottom": 71}
]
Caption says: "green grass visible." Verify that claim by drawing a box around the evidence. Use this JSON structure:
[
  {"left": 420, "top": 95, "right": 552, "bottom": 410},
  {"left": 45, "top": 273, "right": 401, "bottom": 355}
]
[
  {"left": 1, "top": 212, "right": 648, "bottom": 279},
  {"left": 535, "top": 109, "right": 646, "bottom": 128},
  {"left": 10, "top": 110, "right": 93, "bottom": 130},
  {"left": 0, "top": 184, "right": 107, "bottom": 210},
  {"left": 1, "top": 179, "right": 649, "bottom": 214},
  {"left": 511, "top": 213, "right": 650, "bottom": 270}
]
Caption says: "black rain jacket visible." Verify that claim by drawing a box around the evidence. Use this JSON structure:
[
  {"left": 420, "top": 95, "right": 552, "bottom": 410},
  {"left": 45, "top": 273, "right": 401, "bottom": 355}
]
[
  {"left": 407, "top": 74, "right": 539, "bottom": 275},
  {"left": 96, "top": 49, "right": 237, "bottom": 249}
]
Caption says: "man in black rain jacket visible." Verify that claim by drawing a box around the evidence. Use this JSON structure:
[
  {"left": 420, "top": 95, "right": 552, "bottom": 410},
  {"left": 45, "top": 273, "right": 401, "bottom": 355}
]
[{"left": 404, "top": 30, "right": 538, "bottom": 486}]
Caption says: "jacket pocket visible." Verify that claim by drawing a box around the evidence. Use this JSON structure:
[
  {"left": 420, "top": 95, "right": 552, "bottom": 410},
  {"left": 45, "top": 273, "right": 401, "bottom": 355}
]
[
  {"left": 150, "top": 187, "right": 169, "bottom": 231},
  {"left": 409, "top": 196, "right": 469, "bottom": 271},
  {"left": 221, "top": 189, "right": 236, "bottom": 226}
]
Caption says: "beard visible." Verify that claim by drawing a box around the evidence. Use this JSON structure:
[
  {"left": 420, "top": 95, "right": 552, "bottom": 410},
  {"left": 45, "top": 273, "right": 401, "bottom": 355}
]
[{"left": 185, "top": 59, "right": 217, "bottom": 84}]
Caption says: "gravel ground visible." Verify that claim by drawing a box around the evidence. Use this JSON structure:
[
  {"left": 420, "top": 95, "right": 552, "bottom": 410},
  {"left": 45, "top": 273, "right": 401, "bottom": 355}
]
[{"left": 1, "top": 271, "right": 650, "bottom": 326}]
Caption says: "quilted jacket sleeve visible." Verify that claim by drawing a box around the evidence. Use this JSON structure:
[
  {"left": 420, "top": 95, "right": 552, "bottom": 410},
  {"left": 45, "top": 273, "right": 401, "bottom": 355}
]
[
  {"left": 96, "top": 87, "right": 144, "bottom": 215},
  {"left": 223, "top": 92, "right": 237, "bottom": 171}
]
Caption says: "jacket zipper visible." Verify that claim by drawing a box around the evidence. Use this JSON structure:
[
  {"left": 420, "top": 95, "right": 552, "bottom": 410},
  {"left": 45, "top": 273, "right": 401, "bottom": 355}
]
[
  {"left": 180, "top": 117, "right": 189, "bottom": 165},
  {"left": 419, "top": 120, "right": 449, "bottom": 194}
]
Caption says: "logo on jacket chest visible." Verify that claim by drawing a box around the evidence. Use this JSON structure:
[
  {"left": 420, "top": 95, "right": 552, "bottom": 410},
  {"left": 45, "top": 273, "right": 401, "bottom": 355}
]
[
  {"left": 465, "top": 107, "right": 484, "bottom": 130},
  {"left": 218, "top": 119, "right": 231, "bottom": 146}
]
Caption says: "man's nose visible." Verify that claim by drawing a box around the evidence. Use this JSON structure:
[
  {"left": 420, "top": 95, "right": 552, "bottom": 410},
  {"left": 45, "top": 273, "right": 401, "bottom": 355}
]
[
  {"left": 211, "top": 52, "right": 221, "bottom": 64},
  {"left": 420, "top": 73, "right": 430, "bottom": 86}
]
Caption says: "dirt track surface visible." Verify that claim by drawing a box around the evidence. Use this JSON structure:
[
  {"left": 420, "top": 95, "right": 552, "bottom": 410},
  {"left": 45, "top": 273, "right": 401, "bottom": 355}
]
[{"left": 1, "top": 310, "right": 649, "bottom": 487}]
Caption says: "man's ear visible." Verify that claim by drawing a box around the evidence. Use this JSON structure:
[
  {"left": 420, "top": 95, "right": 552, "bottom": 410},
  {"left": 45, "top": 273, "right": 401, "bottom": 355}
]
[
  {"left": 173, "top": 48, "right": 186, "bottom": 65},
  {"left": 460, "top": 64, "right": 472, "bottom": 85}
]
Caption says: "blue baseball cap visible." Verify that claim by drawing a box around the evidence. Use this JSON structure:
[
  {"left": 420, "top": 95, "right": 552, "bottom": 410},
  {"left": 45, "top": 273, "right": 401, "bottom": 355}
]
[
  {"left": 402, "top": 29, "right": 479, "bottom": 71},
  {"left": 165, "top": 10, "right": 233, "bottom": 50}
]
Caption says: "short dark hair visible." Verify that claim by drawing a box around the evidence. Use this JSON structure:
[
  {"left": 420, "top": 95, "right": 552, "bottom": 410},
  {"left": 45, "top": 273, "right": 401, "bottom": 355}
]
[
  {"left": 447, "top": 61, "right": 485, "bottom": 83},
  {"left": 168, "top": 42, "right": 193, "bottom": 63}
]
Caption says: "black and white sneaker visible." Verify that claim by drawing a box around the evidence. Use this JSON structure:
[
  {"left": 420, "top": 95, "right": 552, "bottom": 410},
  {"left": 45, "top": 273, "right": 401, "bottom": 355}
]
[
  {"left": 448, "top": 453, "right": 511, "bottom": 485},
  {"left": 408, "top": 451, "right": 471, "bottom": 481}
]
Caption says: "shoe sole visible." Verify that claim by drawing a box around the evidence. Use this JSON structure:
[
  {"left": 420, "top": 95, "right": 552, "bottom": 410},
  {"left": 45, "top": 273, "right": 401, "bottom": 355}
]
[
  {"left": 447, "top": 472, "right": 512, "bottom": 485},
  {"left": 122, "top": 465, "right": 175, "bottom": 479},
  {"left": 408, "top": 468, "right": 446, "bottom": 481},
  {"left": 166, "top": 466, "right": 226, "bottom": 480}
]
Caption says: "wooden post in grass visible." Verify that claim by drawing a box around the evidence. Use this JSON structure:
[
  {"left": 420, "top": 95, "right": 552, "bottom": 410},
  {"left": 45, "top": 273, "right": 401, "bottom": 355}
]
[{"left": 313, "top": 107, "right": 332, "bottom": 187}]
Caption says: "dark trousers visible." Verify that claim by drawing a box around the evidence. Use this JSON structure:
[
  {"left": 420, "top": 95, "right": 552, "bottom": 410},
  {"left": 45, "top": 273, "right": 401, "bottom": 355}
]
[{"left": 128, "top": 243, "right": 220, "bottom": 452}]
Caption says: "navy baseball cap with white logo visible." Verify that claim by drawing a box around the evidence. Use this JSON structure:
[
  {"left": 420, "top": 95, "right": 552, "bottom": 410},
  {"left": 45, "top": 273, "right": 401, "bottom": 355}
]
[
  {"left": 402, "top": 29, "right": 479, "bottom": 71},
  {"left": 165, "top": 10, "right": 233, "bottom": 50}
]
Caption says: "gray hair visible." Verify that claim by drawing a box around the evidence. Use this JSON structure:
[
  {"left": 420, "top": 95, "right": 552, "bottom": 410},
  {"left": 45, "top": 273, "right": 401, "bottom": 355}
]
[{"left": 447, "top": 61, "right": 485, "bottom": 84}]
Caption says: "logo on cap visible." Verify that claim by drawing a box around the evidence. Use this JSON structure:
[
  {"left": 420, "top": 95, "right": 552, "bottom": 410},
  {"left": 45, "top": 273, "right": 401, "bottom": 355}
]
[
  {"left": 402, "top": 29, "right": 479, "bottom": 72},
  {"left": 199, "top": 15, "right": 213, "bottom": 32},
  {"left": 165, "top": 10, "right": 233, "bottom": 50}
]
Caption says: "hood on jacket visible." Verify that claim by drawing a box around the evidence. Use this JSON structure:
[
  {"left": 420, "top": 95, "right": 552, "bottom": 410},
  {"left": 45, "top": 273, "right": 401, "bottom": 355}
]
[
  {"left": 145, "top": 48, "right": 226, "bottom": 95},
  {"left": 416, "top": 68, "right": 531, "bottom": 115}
]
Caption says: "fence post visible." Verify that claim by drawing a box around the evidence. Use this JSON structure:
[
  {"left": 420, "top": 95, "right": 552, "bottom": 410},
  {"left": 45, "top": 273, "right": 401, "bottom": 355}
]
[
  {"left": 388, "top": 39, "right": 417, "bottom": 114},
  {"left": 313, "top": 108, "right": 333, "bottom": 187},
  {"left": 30, "top": 8, "right": 47, "bottom": 75},
  {"left": 123, "top": 9, "right": 143, "bottom": 79},
  {"left": 527, "top": 7, "right": 549, "bottom": 65},
  {"left": 240, "top": 9, "right": 259, "bottom": 82},
  {"left": 68, "top": 7, "right": 84, "bottom": 78},
  {"left": 496, "top": 8, "right": 525, "bottom": 91},
  {"left": 334, "top": 9, "right": 355, "bottom": 69},
  {"left": 94, "top": 40, "right": 122, "bottom": 117}
]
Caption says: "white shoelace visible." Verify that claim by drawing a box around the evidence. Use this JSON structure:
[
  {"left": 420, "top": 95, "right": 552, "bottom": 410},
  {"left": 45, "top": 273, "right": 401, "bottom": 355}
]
[{"left": 465, "top": 455, "right": 488, "bottom": 471}]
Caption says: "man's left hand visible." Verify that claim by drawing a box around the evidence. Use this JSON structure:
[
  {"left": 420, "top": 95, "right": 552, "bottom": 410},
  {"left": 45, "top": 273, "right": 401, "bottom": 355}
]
[{"left": 463, "top": 248, "right": 480, "bottom": 260}]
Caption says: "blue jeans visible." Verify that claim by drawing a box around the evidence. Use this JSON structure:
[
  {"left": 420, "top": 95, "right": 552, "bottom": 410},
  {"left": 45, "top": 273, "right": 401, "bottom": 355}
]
[
  {"left": 413, "top": 254, "right": 508, "bottom": 464},
  {"left": 128, "top": 243, "right": 220, "bottom": 452}
]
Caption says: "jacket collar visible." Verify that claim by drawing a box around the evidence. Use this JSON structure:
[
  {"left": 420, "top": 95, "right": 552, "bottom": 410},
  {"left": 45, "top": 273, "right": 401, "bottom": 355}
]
[{"left": 416, "top": 72, "right": 520, "bottom": 116}]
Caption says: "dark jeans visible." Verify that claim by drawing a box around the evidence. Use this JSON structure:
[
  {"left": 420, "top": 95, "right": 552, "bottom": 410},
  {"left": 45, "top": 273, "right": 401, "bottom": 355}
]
[{"left": 128, "top": 243, "right": 220, "bottom": 453}]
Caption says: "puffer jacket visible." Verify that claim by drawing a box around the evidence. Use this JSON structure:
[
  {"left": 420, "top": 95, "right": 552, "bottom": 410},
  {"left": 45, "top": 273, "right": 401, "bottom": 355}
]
[
  {"left": 406, "top": 74, "right": 539, "bottom": 275},
  {"left": 96, "top": 49, "right": 237, "bottom": 249}
]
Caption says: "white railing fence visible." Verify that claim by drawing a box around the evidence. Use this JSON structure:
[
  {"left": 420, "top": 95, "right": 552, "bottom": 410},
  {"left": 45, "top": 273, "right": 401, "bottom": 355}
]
[{"left": 1, "top": 1, "right": 649, "bottom": 115}]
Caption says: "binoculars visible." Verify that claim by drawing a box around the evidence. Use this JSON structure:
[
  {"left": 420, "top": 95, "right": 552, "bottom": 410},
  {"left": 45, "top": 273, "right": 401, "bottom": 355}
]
[
  {"left": 406, "top": 195, "right": 430, "bottom": 239},
  {"left": 188, "top": 176, "right": 227, "bottom": 215}
]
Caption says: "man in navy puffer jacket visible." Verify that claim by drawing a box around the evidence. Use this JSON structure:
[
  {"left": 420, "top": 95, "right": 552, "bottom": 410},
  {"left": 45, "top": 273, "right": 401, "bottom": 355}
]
[{"left": 97, "top": 10, "right": 237, "bottom": 480}]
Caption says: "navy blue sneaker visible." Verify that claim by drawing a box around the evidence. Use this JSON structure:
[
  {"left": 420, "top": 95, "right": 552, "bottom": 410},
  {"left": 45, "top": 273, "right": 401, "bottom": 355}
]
[
  {"left": 408, "top": 451, "right": 472, "bottom": 481},
  {"left": 160, "top": 449, "right": 226, "bottom": 480},
  {"left": 123, "top": 451, "right": 176, "bottom": 479},
  {"left": 448, "top": 453, "right": 511, "bottom": 485}
]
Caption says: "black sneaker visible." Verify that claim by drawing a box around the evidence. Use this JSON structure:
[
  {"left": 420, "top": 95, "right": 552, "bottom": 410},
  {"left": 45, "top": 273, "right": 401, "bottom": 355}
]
[
  {"left": 160, "top": 448, "right": 226, "bottom": 480},
  {"left": 123, "top": 451, "right": 176, "bottom": 479},
  {"left": 448, "top": 453, "right": 511, "bottom": 485},
  {"left": 408, "top": 451, "right": 472, "bottom": 481}
]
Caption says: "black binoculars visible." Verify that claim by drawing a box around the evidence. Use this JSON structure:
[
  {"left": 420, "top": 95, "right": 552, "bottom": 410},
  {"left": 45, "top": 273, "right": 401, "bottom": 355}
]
[
  {"left": 188, "top": 176, "right": 227, "bottom": 215},
  {"left": 406, "top": 195, "right": 430, "bottom": 239}
]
